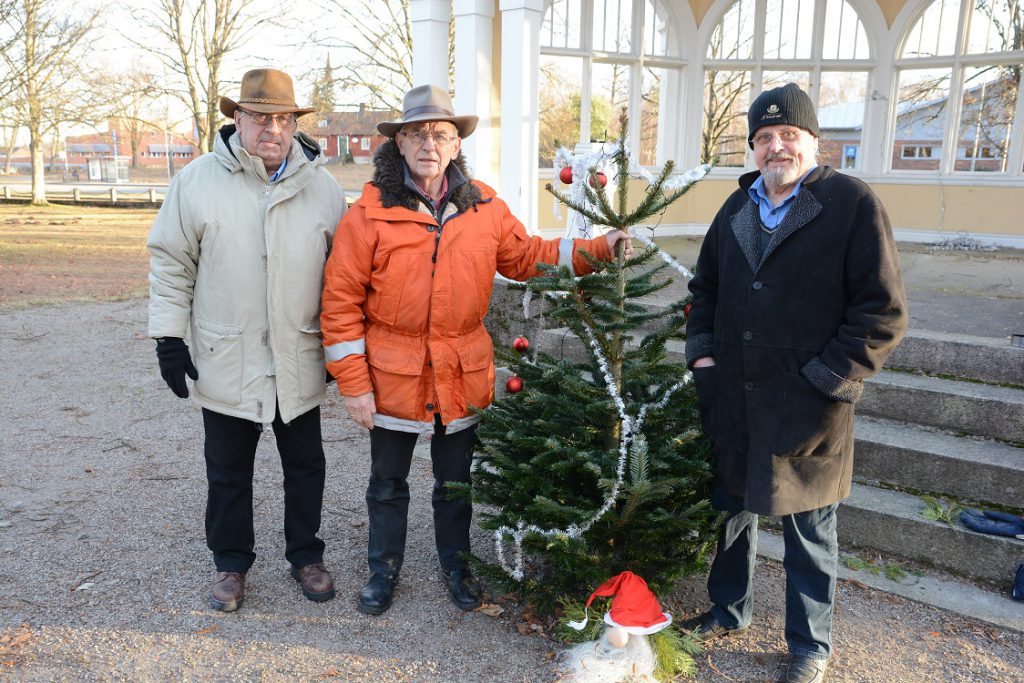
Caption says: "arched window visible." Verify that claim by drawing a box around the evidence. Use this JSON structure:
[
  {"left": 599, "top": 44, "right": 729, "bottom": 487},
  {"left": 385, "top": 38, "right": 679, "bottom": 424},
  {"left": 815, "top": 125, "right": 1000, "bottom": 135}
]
[
  {"left": 892, "top": 0, "right": 1023, "bottom": 175},
  {"left": 538, "top": 0, "right": 685, "bottom": 167},
  {"left": 702, "top": 0, "right": 873, "bottom": 170}
]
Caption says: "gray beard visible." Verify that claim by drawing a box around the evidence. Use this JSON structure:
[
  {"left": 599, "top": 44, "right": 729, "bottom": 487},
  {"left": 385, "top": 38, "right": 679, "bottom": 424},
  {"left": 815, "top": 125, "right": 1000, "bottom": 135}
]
[{"left": 761, "top": 163, "right": 801, "bottom": 190}]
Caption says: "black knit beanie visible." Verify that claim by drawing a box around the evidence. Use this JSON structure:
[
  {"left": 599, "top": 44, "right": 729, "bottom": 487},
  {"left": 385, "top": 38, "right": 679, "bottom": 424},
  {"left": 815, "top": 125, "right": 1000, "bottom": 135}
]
[{"left": 747, "top": 83, "right": 820, "bottom": 149}]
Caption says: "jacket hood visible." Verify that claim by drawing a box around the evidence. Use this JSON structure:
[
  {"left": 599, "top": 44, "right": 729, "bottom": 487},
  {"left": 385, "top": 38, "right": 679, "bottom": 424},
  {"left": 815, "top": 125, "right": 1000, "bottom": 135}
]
[
  {"left": 370, "top": 139, "right": 482, "bottom": 213},
  {"left": 215, "top": 124, "right": 325, "bottom": 172}
]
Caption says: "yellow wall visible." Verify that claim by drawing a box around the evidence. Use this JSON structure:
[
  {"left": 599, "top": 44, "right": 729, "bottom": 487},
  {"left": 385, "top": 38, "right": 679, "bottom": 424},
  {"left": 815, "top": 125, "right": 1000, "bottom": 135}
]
[
  {"left": 872, "top": 184, "right": 1024, "bottom": 236},
  {"left": 537, "top": 177, "right": 1024, "bottom": 239}
]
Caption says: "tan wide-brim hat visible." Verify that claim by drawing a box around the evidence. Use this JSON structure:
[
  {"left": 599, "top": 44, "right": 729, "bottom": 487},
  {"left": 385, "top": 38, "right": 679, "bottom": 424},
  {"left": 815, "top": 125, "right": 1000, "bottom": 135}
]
[
  {"left": 219, "top": 68, "right": 315, "bottom": 119},
  {"left": 377, "top": 84, "right": 478, "bottom": 139}
]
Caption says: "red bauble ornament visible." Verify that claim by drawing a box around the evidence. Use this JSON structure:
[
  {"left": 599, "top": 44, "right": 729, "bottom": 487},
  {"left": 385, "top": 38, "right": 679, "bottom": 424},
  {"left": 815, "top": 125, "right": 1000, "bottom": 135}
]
[
  {"left": 589, "top": 171, "right": 607, "bottom": 188},
  {"left": 559, "top": 166, "right": 574, "bottom": 184},
  {"left": 513, "top": 336, "right": 530, "bottom": 353},
  {"left": 683, "top": 302, "right": 692, "bottom": 317},
  {"left": 506, "top": 376, "right": 524, "bottom": 393}
]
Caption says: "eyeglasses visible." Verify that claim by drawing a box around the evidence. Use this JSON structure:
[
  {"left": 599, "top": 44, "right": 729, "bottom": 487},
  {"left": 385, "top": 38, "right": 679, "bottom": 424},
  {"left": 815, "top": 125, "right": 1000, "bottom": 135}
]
[
  {"left": 402, "top": 130, "right": 456, "bottom": 147},
  {"left": 752, "top": 129, "right": 804, "bottom": 147},
  {"left": 239, "top": 110, "right": 297, "bottom": 129}
]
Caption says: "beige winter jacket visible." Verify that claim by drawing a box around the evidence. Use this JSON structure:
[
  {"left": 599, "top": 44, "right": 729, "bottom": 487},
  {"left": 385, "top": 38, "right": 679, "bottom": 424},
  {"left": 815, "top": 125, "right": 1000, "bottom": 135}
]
[{"left": 148, "top": 126, "right": 347, "bottom": 423}]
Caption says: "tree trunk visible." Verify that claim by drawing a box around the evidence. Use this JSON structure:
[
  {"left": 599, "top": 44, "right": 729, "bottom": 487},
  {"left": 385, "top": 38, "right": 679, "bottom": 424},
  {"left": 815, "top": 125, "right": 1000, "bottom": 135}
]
[
  {"left": 29, "top": 127, "right": 46, "bottom": 205},
  {"left": 3, "top": 132, "right": 16, "bottom": 174}
]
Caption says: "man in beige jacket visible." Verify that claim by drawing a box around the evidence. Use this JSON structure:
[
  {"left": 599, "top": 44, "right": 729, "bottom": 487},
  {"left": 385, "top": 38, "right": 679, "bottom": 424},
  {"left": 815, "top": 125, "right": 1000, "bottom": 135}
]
[{"left": 147, "top": 69, "right": 346, "bottom": 612}]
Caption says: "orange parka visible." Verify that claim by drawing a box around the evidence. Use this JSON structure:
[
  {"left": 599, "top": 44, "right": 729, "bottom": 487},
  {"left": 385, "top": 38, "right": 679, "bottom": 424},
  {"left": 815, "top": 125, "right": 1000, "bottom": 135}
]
[{"left": 321, "top": 144, "right": 612, "bottom": 434}]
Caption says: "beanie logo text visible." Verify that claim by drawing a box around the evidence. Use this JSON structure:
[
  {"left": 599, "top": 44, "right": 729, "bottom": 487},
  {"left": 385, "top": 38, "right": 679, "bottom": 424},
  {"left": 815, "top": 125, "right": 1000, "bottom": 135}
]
[{"left": 761, "top": 103, "right": 783, "bottom": 121}]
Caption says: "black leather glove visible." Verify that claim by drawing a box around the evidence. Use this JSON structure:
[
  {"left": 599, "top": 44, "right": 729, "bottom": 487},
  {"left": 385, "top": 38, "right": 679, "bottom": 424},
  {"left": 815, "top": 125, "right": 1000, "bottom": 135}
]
[{"left": 155, "top": 337, "right": 198, "bottom": 398}]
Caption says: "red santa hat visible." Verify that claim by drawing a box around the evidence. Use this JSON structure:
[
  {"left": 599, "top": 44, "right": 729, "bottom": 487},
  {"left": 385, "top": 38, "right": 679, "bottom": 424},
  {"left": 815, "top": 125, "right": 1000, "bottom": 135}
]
[{"left": 566, "top": 571, "right": 673, "bottom": 635}]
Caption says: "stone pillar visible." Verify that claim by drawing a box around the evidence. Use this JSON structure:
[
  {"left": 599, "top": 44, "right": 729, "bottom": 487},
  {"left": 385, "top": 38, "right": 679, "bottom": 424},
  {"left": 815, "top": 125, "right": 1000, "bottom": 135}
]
[
  {"left": 499, "top": 0, "right": 544, "bottom": 229},
  {"left": 410, "top": 0, "right": 452, "bottom": 89},
  {"left": 453, "top": 0, "right": 495, "bottom": 180}
]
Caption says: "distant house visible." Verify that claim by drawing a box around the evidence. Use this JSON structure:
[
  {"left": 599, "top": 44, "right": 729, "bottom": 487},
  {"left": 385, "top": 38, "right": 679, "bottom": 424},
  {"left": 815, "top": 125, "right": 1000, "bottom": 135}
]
[
  {"left": 300, "top": 107, "right": 394, "bottom": 164},
  {"left": 817, "top": 76, "right": 1014, "bottom": 173},
  {"left": 65, "top": 123, "right": 199, "bottom": 171}
]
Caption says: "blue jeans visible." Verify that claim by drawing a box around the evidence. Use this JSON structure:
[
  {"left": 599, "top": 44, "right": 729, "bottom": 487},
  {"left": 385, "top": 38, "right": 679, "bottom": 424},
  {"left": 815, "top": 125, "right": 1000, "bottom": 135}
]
[{"left": 707, "top": 488, "right": 837, "bottom": 660}]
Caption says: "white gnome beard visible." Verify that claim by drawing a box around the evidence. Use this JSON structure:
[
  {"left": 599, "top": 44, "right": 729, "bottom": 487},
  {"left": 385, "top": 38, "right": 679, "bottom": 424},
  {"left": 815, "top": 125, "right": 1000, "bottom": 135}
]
[{"left": 556, "top": 629, "right": 657, "bottom": 683}]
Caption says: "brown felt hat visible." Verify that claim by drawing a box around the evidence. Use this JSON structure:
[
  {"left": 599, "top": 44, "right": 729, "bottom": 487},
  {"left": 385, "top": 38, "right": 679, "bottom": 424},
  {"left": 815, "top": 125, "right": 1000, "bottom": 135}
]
[
  {"left": 219, "top": 68, "right": 315, "bottom": 119},
  {"left": 377, "top": 84, "right": 478, "bottom": 139}
]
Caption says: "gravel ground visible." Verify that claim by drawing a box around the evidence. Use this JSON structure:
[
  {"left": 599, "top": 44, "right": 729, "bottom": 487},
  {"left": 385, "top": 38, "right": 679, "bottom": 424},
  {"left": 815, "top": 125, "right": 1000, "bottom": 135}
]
[{"left": 1, "top": 298, "right": 1022, "bottom": 682}]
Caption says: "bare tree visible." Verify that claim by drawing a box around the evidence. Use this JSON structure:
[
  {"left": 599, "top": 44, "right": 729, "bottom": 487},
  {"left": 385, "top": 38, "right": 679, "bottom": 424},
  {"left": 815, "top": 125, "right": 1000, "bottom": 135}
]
[
  {"left": 0, "top": 0, "right": 100, "bottom": 204},
  {"left": 701, "top": 69, "right": 750, "bottom": 166},
  {"left": 128, "top": 0, "right": 275, "bottom": 153},
  {"left": 0, "top": 86, "right": 24, "bottom": 174},
  {"left": 314, "top": 0, "right": 454, "bottom": 112},
  {"left": 92, "top": 67, "right": 165, "bottom": 168},
  {"left": 1, "top": 117, "right": 21, "bottom": 175},
  {"left": 700, "top": 22, "right": 754, "bottom": 166}
]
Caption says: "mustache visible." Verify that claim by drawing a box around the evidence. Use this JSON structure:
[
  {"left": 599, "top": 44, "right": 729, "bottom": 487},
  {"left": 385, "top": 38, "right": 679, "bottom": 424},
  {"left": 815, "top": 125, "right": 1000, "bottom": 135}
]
[{"left": 767, "top": 153, "right": 795, "bottom": 162}]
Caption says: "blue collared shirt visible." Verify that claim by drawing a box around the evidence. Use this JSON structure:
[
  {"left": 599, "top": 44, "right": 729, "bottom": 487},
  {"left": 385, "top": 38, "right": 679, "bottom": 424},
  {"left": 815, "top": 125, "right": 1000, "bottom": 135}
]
[
  {"left": 268, "top": 155, "right": 288, "bottom": 183},
  {"left": 747, "top": 165, "right": 817, "bottom": 230}
]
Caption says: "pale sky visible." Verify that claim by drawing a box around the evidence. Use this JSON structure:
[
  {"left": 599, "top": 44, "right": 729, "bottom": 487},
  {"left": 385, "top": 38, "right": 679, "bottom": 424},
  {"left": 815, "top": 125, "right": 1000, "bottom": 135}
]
[{"left": 89, "top": 1, "right": 337, "bottom": 129}]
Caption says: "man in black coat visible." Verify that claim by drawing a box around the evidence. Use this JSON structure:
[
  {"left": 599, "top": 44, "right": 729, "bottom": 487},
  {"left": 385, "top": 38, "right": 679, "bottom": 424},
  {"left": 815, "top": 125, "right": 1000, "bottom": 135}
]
[{"left": 681, "top": 83, "right": 908, "bottom": 683}]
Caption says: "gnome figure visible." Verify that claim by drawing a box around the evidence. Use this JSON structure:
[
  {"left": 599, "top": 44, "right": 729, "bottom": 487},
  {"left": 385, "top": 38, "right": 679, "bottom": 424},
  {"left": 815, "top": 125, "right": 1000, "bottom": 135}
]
[{"left": 558, "top": 571, "right": 673, "bottom": 683}]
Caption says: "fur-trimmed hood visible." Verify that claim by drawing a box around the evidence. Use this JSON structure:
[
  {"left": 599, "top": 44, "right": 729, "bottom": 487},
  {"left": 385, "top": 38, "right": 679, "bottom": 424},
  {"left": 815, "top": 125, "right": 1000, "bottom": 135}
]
[{"left": 371, "top": 139, "right": 482, "bottom": 213}]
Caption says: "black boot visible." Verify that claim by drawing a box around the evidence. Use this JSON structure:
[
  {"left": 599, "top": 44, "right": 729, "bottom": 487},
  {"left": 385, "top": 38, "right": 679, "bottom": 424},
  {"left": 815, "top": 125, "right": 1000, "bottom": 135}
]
[
  {"left": 443, "top": 568, "right": 482, "bottom": 611},
  {"left": 357, "top": 572, "right": 398, "bottom": 615}
]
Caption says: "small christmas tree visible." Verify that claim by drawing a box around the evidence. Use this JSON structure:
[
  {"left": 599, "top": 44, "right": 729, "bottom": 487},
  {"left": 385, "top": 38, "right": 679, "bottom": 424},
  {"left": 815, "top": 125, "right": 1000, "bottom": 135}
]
[{"left": 466, "top": 112, "right": 721, "bottom": 613}]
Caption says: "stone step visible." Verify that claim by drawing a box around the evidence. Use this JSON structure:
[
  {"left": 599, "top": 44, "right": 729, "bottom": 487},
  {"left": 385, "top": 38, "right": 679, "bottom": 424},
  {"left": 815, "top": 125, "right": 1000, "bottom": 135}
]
[
  {"left": 527, "top": 328, "right": 1024, "bottom": 443},
  {"left": 854, "top": 417, "right": 1024, "bottom": 508},
  {"left": 755, "top": 530, "right": 1024, "bottom": 634},
  {"left": 884, "top": 329, "right": 1023, "bottom": 386},
  {"left": 837, "top": 483, "right": 1023, "bottom": 588},
  {"left": 860, "top": 370, "right": 1024, "bottom": 443}
]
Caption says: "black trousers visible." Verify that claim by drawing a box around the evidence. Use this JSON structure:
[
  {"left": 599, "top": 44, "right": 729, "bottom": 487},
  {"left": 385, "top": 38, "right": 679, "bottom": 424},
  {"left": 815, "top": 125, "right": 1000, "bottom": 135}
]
[
  {"left": 202, "top": 406, "right": 326, "bottom": 572},
  {"left": 366, "top": 416, "right": 476, "bottom": 575}
]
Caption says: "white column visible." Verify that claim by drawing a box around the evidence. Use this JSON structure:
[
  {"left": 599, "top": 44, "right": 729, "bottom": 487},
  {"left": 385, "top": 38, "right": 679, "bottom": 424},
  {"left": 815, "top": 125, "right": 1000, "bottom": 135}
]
[
  {"left": 410, "top": 0, "right": 452, "bottom": 89},
  {"left": 499, "top": 0, "right": 544, "bottom": 228},
  {"left": 453, "top": 0, "right": 495, "bottom": 180}
]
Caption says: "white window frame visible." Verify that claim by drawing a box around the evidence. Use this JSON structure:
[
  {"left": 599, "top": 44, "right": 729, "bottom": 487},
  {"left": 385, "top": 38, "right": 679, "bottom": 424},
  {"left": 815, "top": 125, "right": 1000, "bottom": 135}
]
[
  {"left": 539, "top": 0, "right": 688, "bottom": 168},
  {"left": 887, "top": 0, "right": 1024, "bottom": 179},
  {"left": 700, "top": 0, "right": 879, "bottom": 174}
]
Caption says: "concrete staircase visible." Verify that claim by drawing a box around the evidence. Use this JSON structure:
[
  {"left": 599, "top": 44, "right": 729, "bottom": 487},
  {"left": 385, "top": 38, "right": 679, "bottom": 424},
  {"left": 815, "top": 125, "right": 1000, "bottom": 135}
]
[
  {"left": 842, "top": 332, "right": 1024, "bottom": 588},
  {"left": 485, "top": 283, "right": 1024, "bottom": 589}
]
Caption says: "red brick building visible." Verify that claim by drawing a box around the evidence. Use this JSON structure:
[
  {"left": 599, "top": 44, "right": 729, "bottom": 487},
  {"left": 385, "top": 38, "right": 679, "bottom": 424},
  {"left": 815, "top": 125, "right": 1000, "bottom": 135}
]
[
  {"left": 65, "top": 123, "right": 199, "bottom": 171},
  {"left": 300, "top": 107, "right": 394, "bottom": 163}
]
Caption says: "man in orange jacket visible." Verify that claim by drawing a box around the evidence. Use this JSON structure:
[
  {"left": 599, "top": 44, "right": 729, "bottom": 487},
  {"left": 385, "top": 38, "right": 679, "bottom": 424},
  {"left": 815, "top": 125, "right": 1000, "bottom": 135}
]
[{"left": 321, "top": 84, "right": 631, "bottom": 615}]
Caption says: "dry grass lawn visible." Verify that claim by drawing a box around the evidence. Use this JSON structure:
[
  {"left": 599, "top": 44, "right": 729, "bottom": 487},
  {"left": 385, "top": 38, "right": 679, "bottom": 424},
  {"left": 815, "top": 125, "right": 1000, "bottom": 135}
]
[
  {"left": 0, "top": 204, "right": 155, "bottom": 310},
  {"left": 0, "top": 165, "right": 374, "bottom": 311}
]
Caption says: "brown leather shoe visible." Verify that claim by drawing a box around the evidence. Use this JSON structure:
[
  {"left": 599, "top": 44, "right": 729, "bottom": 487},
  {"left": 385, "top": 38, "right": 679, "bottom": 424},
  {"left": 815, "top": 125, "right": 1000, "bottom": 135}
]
[
  {"left": 290, "top": 562, "right": 336, "bottom": 602},
  {"left": 210, "top": 571, "right": 246, "bottom": 612}
]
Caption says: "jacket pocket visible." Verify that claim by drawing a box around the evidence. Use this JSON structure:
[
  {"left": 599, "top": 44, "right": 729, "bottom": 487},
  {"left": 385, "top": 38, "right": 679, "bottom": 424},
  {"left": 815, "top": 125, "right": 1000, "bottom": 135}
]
[
  {"left": 193, "top": 317, "right": 244, "bottom": 406},
  {"left": 366, "top": 339, "right": 427, "bottom": 419},
  {"left": 690, "top": 364, "right": 718, "bottom": 440},
  {"left": 297, "top": 323, "right": 325, "bottom": 402},
  {"left": 455, "top": 331, "right": 494, "bottom": 413},
  {"left": 774, "top": 371, "right": 852, "bottom": 458}
]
